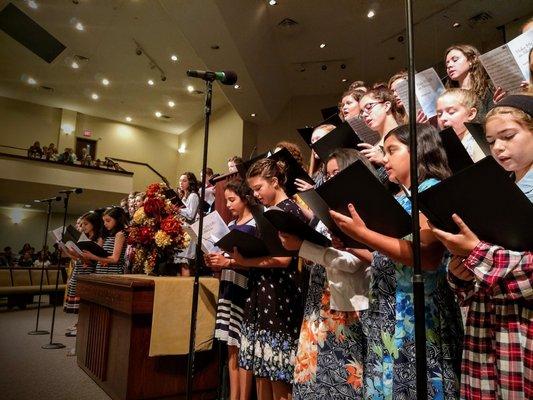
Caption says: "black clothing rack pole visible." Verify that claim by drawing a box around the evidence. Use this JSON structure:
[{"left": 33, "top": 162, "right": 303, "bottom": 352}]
[
  {"left": 185, "top": 79, "right": 213, "bottom": 399},
  {"left": 28, "top": 199, "right": 56, "bottom": 335},
  {"left": 42, "top": 194, "right": 71, "bottom": 350},
  {"left": 404, "top": 0, "right": 428, "bottom": 398}
]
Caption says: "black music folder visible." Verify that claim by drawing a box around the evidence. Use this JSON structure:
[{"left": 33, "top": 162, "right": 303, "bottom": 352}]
[
  {"left": 163, "top": 188, "right": 184, "bottom": 207},
  {"left": 311, "top": 121, "right": 363, "bottom": 161},
  {"left": 464, "top": 122, "right": 490, "bottom": 156},
  {"left": 237, "top": 148, "right": 314, "bottom": 197},
  {"left": 439, "top": 127, "right": 474, "bottom": 174},
  {"left": 263, "top": 208, "right": 331, "bottom": 248},
  {"left": 297, "top": 110, "right": 343, "bottom": 147},
  {"left": 300, "top": 160, "right": 412, "bottom": 248},
  {"left": 215, "top": 229, "right": 270, "bottom": 258},
  {"left": 418, "top": 156, "right": 533, "bottom": 251}
]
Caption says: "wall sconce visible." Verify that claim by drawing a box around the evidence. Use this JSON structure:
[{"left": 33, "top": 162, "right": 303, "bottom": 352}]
[
  {"left": 61, "top": 123, "right": 75, "bottom": 135},
  {"left": 178, "top": 144, "right": 186, "bottom": 154},
  {"left": 9, "top": 208, "right": 25, "bottom": 224}
]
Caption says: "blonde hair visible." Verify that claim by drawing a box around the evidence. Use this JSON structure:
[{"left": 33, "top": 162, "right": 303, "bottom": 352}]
[
  {"left": 309, "top": 124, "right": 336, "bottom": 176},
  {"left": 438, "top": 88, "right": 481, "bottom": 115},
  {"left": 485, "top": 106, "right": 533, "bottom": 133}
]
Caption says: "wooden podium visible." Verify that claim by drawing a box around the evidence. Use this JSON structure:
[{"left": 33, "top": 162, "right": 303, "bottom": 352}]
[{"left": 76, "top": 275, "right": 219, "bottom": 400}]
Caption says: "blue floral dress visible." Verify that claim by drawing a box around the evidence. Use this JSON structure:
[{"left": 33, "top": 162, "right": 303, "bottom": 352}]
[{"left": 363, "top": 179, "right": 463, "bottom": 399}]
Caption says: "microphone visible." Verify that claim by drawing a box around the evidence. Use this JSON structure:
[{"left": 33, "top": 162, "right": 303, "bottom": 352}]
[
  {"left": 59, "top": 188, "right": 83, "bottom": 194},
  {"left": 186, "top": 70, "right": 237, "bottom": 85},
  {"left": 34, "top": 196, "right": 62, "bottom": 203}
]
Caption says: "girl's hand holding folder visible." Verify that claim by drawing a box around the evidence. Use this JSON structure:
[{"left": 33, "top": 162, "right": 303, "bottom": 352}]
[
  {"left": 329, "top": 203, "right": 368, "bottom": 241},
  {"left": 429, "top": 213, "right": 480, "bottom": 258}
]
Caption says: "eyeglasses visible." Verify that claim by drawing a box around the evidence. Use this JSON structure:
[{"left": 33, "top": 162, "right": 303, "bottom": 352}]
[{"left": 360, "top": 101, "right": 383, "bottom": 116}]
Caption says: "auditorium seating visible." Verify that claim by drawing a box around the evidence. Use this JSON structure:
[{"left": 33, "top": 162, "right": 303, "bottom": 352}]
[{"left": 0, "top": 267, "right": 67, "bottom": 309}]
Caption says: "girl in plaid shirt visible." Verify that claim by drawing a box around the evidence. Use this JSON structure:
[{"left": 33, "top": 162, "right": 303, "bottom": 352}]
[{"left": 432, "top": 95, "right": 533, "bottom": 399}]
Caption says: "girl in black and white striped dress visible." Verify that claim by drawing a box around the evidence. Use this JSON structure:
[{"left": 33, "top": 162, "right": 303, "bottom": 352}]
[
  {"left": 204, "top": 179, "right": 256, "bottom": 400},
  {"left": 83, "top": 207, "right": 128, "bottom": 275}
]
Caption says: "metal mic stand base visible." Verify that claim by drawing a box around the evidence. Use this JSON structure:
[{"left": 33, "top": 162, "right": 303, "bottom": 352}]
[
  {"left": 28, "top": 330, "right": 49, "bottom": 335},
  {"left": 42, "top": 342, "right": 66, "bottom": 349}
]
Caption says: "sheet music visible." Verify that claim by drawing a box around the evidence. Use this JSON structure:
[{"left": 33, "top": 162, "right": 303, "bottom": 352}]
[
  {"left": 346, "top": 116, "right": 381, "bottom": 145},
  {"left": 184, "top": 211, "right": 230, "bottom": 253},
  {"left": 479, "top": 30, "right": 533, "bottom": 92},
  {"left": 395, "top": 68, "right": 444, "bottom": 118}
]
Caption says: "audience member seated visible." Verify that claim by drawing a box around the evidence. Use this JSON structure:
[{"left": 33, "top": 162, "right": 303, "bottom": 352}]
[
  {"left": 27, "top": 141, "right": 43, "bottom": 159},
  {"left": 0, "top": 246, "right": 14, "bottom": 267},
  {"left": 44, "top": 143, "right": 58, "bottom": 160},
  {"left": 57, "top": 148, "right": 77, "bottom": 164},
  {"left": 18, "top": 252, "right": 34, "bottom": 268},
  {"left": 33, "top": 250, "right": 51, "bottom": 268},
  {"left": 80, "top": 148, "right": 93, "bottom": 166}
]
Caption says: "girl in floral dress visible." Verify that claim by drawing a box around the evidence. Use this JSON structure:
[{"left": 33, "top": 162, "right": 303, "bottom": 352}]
[
  {"left": 228, "top": 158, "right": 308, "bottom": 400},
  {"left": 331, "top": 124, "right": 463, "bottom": 399}
]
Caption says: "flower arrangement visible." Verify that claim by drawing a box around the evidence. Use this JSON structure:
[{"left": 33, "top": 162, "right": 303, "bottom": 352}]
[{"left": 127, "top": 183, "right": 189, "bottom": 275}]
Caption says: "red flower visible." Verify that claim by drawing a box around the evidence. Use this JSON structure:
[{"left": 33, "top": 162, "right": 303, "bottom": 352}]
[
  {"left": 143, "top": 197, "right": 165, "bottom": 217},
  {"left": 137, "top": 226, "right": 154, "bottom": 245},
  {"left": 146, "top": 183, "right": 164, "bottom": 198},
  {"left": 161, "top": 216, "right": 182, "bottom": 235}
]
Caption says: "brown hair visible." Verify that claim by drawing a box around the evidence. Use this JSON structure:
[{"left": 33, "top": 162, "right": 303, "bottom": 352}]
[
  {"left": 445, "top": 44, "right": 493, "bottom": 101},
  {"left": 224, "top": 179, "right": 258, "bottom": 207},
  {"left": 362, "top": 86, "right": 404, "bottom": 124},
  {"left": 326, "top": 148, "right": 380, "bottom": 180},
  {"left": 384, "top": 123, "right": 451, "bottom": 183},
  {"left": 388, "top": 70, "right": 407, "bottom": 89},
  {"left": 246, "top": 158, "right": 287, "bottom": 189},
  {"left": 309, "top": 124, "right": 336, "bottom": 176},
  {"left": 348, "top": 80, "right": 367, "bottom": 91},
  {"left": 275, "top": 141, "right": 305, "bottom": 170},
  {"left": 485, "top": 106, "right": 533, "bottom": 133}
]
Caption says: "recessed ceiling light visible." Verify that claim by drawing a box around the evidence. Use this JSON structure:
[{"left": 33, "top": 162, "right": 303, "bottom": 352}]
[
  {"left": 24, "top": 204, "right": 32, "bottom": 208},
  {"left": 148, "top": 79, "right": 154, "bottom": 86},
  {"left": 187, "top": 85, "right": 194, "bottom": 92},
  {"left": 367, "top": 10, "right": 375, "bottom": 19},
  {"left": 234, "top": 84, "right": 240, "bottom": 89},
  {"left": 125, "top": 116, "right": 132, "bottom": 122},
  {"left": 342, "top": 78, "right": 348, "bottom": 82},
  {"left": 251, "top": 113, "right": 256, "bottom": 117},
  {"left": 101, "top": 78, "right": 109, "bottom": 86},
  {"left": 269, "top": 0, "right": 277, "bottom": 5},
  {"left": 155, "top": 111, "right": 162, "bottom": 118},
  {"left": 71, "top": 61, "right": 79, "bottom": 69},
  {"left": 319, "top": 43, "right": 326, "bottom": 49},
  {"left": 453, "top": 22, "right": 461, "bottom": 28},
  {"left": 75, "top": 22, "right": 84, "bottom": 31},
  {"left": 168, "top": 100, "right": 175, "bottom": 107},
  {"left": 91, "top": 93, "right": 99, "bottom": 100},
  {"left": 27, "top": 76, "right": 37, "bottom": 85},
  {"left": 170, "top": 54, "right": 178, "bottom": 62},
  {"left": 27, "top": 0, "right": 38, "bottom": 9}
]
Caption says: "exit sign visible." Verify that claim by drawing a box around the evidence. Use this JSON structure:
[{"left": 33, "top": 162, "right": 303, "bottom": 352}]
[{"left": 83, "top": 129, "right": 92, "bottom": 137}]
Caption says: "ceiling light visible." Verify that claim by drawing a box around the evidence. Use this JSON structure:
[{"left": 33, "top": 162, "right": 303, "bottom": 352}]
[
  {"left": 319, "top": 43, "right": 326, "bottom": 49},
  {"left": 251, "top": 113, "right": 256, "bottom": 117},
  {"left": 234, "top": 84, "right": 240, "bottom": 89},
  {"left": 187, "top": 85, "right": 194, "bottom": 93},
  {"left": 71, "top": 61, "right": 79, "bottom": 69},
  {"left": 75, "top": 22, "right": 84, "bottom": 31},
  {"left": 148, "top": 79, "right": 154, "bottom": 86},
  {"left": 155, "top": 111, "right": 162, "bottom": 118},
  {"left": 91, "top": 93, "right": 99, "bottom": 100},
  {"left": 24, "top": 204, "right": 32, "bottom": 208},
  {"left": 342, "top": 78, "right": 348, "bottom": 82},
  {"left": 27, "top": 0, "right": 38, "bottom": 9},
  {"left": 269, "top": 0, "right": 277, "bottom": 5},
  {"left": 453, "top": 22, "right": 461, "bottom": 28},
  {"left": 27, "top": 77, "right": 37, "bottom": 85},
  {"left": 170, "top": 54, "right": 178, "bottom": 62},
  {"left": 168, "top": 101, "right": 175, "bottom": 107},
  {"left": 125, "top": 116, "right": 132, "bottom": 122},
  {"left": 367, "top": 10, "right": 375, "bottom": 19},
  {"left": 101, "top": 78, "right": 109, "bottom": 86}
]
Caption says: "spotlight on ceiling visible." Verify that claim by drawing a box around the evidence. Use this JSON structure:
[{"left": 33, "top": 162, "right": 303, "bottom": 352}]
[
  {"left": 170, "top": 54, "right": 178, "bottom": 62},
  {"left": 168, "top": 101, "right": 175, "bottom": 107},
  {"left": 367, "top": 10, "right": 376, "bottom": 19},
  {"left": 125, "top": 116, "right": 132, "bottom": 122},
  {"left": 269, "top": 0, "right": 277, "bottom": 5},
  {"left": 91, "top": 93, "right": 99, "bottom": 100},
  {"left": 101, "top": 78, "right": 109, "bottom": 86},
  {"left": 148, "top": 79, "right": 154, "bottom": 86},
  {"left": 187, "top": 85, "right": 194, "bottom": 93},
  {"left": 155, "top": 111, "right": 162, "bottom": 118}
]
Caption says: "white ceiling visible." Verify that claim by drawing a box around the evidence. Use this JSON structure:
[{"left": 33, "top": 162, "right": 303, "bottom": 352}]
[{"left": 0, "top": 0, "right": 532, "bottom": 133}]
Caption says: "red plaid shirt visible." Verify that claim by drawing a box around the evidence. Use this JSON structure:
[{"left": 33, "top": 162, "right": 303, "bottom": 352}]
[{"left": 448, "top": 241, "right": 533, "bottom": 400}]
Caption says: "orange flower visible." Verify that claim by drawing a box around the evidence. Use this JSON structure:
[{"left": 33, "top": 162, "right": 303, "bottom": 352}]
[{"left": 346, "top": 361, "right": 363, "bottom": 389}]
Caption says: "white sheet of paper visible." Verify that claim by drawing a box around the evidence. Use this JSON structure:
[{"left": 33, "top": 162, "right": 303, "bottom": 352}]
[
  {"left": 479, "top": 30, "right": 533, "bottom": 92},
  {"left": 395, "top": 68, "right": 444, "bottom": 118},
  {"left": 184, "top": 211, "right": 230, "bottom": 253}
]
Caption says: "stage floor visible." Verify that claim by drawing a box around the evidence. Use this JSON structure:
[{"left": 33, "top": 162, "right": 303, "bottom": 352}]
[{"left": 0, "top": 303, "right": 110, "bottom": 400}]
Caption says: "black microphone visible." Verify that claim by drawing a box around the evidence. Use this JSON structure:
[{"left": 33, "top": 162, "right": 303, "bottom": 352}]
[
  {"left": 186, "top": 70, "right": 237, "bottom": 85},
  {"left": 59, "top": 188, "right": 83, "bottom": 194},
  {"left": 34, "top": 196, "right": 62, "bottom": 203}
]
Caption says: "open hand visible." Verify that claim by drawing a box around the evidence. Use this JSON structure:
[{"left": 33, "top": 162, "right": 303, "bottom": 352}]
[
  {"left": 357, "top": 143, "right": 384, "bottom": 165},
  {"left": 204, "top": 252, "right": 230, "bottom": 270},
  {"left": 429, "top": 214, "right": 480, "bottom": 257},
  {"left": 493, "top": 86, "right": 508, "bottom": 104},
  {"left": 329, "top": 203, "right": 368, "bottom": 242},
  {"left": 294, "top": 178, "right": 314, "bottom": 192},
  {"left": 81, "top": 250, "right": 97, "bottom": 261}
]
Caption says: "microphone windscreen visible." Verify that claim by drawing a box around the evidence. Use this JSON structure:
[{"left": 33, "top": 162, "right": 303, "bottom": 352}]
[{"left": 221, "top": 70, "right": 237, "bottom": 85}]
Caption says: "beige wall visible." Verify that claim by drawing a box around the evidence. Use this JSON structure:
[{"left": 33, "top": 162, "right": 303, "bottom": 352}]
[
  {"left": 177, "top": 104, "right": 244, "bottom": 178},
  {"left": 0, "top": 207, "right": 77, "bottom": 253},
  {"left": 0, "top": 96, "right": 61, "bottom": 152}
]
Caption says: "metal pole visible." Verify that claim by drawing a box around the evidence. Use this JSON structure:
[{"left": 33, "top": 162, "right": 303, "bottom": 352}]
[
  {"left": 42, "top": 194, "right": 69, "bottom": 350},
  {"left": 185, "top": 79, "right": 213, "bottom": 399},
  {"left": 28, "top": 199, "right": 55, "bottom": 335},
  {"left": 404, "top": 0, "right": 427, "bottom": 398}
]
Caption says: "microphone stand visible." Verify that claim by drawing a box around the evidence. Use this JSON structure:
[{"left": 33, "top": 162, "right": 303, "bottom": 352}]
[
  {"left": 28, "top": 198, "right": 56, "bottom": 335},
  {"left": 185, "top": 79, "right": 213, "bottom": 399},
  {"left": 404, "top": 0, "right": 427, "bottom": 398},
  {"left": 42, "top": 193, "right": 71, "bottom": 350}
]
